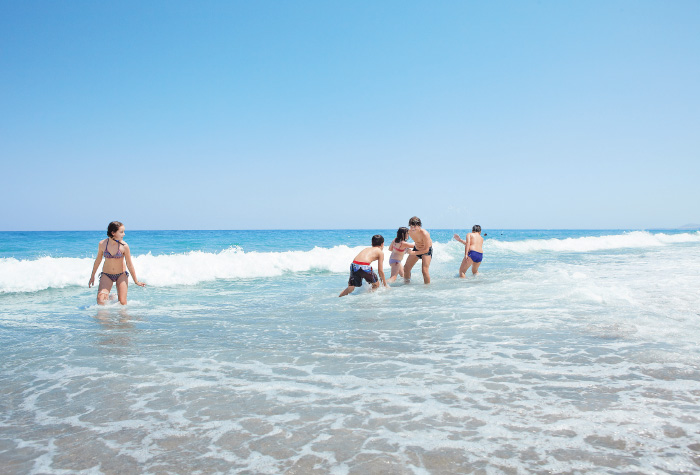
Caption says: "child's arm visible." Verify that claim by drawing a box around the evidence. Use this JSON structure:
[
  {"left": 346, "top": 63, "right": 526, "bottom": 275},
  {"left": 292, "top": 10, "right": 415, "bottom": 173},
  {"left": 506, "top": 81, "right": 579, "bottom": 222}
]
[
  {"left": 377, "top": 252, "right": 387, "bottom": 286},
  {"left": 453, "top": 234, "right": 467, "bottom": 245},
  {"left": 124, "top": 245, "right": 146, "bottom": 287},
  {"left": 88, "top": 243, "right": 104, "bottom": 287}
]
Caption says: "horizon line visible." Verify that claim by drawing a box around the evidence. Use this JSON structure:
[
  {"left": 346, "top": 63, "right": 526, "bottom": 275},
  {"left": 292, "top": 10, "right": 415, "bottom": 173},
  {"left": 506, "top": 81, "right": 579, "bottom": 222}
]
[{"left": 1, "top": 227, "right": 699, "bottom": 233}]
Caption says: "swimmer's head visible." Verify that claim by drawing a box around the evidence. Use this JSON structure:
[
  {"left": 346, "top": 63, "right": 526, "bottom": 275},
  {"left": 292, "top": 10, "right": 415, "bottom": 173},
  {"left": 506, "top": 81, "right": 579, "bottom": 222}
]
[
  {"left": 408, "top": 216, "right": 422, "bottom": 227},
  {"left": 472, "top": 225, "right": 481, "bottom": 233},
  {"left": 372, "top": 235, "right": 384, "bottom": 247},
  {"left": 107, "top": 221, "right": 124, "bottom": 239},
  {"left": 395, "top": 227, "right": 408, "bottom": 243}
]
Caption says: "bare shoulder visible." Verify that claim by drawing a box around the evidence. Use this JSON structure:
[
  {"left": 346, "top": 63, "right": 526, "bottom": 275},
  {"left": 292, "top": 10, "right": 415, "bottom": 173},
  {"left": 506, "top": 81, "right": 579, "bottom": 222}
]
[{"left": 99, "top": 238, "right": 108, "bottom": 249}]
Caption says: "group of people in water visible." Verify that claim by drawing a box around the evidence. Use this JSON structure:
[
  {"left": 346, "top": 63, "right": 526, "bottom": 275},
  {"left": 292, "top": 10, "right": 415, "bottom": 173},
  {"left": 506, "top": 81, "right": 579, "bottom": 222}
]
[
  {"left": 339, "top": 216, "right": 484, "bottom": 297},
  {"left": 89, "top": 217, "right": 484, "bottom": 304}
]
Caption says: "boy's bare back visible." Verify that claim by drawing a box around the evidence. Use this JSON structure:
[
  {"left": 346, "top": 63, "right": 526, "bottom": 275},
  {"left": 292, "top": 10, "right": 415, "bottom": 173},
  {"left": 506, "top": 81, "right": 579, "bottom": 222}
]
[
  {"left": 354, "top": 246, "right": 384, "bottom": 265},
  {"left": 339, "top": 234, "right": 387, "bottom": 297},
  {"left": 467, "top": 232, "right": 484, "bottom": 253}
]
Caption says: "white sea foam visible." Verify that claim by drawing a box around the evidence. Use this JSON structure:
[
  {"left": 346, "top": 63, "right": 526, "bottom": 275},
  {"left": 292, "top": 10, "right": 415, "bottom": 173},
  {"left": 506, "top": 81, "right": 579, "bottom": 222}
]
[
  {"left": 0, "top": 245, "right": 391, "bottom": 293},
  {"left": 4, "top": 232, "right": 700, "bottom": 474},
  {"left": 0, "top": 256, "right": 91, "bottom": 293},
  {"left": 2, "top": 232, "right": 697, "bottom": 293},
  {"left": 489, "top": 231, "right": 700, "bottom": 253}
]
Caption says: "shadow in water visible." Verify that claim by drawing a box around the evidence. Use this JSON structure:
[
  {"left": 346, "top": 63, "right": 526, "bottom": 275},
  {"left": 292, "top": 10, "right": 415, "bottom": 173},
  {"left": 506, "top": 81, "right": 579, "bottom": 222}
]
[{"left": 94, "top": 307, "right": 141, "bottom": 353}]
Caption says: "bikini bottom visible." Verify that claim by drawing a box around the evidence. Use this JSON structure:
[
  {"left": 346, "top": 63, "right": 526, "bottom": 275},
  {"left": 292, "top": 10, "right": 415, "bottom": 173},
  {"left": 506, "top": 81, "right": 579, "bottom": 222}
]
[{"left": 100, "top": 271, "right": 129, "bottom": 282}]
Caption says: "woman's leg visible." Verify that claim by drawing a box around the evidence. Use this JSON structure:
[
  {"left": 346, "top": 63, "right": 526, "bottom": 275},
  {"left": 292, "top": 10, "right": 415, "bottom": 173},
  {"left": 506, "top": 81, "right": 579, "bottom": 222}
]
[
  {"left": 388, "top": 262, "right": 400, "bottom": 283},
  {"left": 116, "top": 273, "right": 129, "bottom": 305},
  {"left": 97, "top": 274, "right": 113, "bottom": 305}
]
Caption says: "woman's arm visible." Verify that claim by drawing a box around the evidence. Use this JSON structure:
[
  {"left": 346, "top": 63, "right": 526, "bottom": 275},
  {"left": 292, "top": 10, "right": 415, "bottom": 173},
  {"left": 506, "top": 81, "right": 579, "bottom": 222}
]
[
  {"left": 88, "top": 243, "right": 104, "bottom": 287},
  {"left": 123, "top": 245, "right": 146, "bottom": 287}
]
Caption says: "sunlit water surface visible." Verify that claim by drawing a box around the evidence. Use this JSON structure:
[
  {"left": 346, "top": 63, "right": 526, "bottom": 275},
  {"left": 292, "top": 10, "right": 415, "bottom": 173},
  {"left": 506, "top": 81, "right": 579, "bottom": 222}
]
[{"left": 1, "top": 230, "right": 699, "bottom": 474}]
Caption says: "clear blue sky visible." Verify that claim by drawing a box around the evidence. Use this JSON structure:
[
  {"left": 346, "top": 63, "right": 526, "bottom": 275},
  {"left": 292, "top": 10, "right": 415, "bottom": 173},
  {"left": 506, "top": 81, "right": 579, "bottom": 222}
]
[{"left": 1, "top": 1, "right": 698, "bottom": 230}]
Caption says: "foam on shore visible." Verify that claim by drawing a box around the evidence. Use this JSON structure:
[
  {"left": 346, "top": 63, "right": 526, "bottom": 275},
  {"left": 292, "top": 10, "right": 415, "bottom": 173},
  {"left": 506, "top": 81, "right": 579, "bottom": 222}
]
[
  {"left": 489, "top": 230, "right": 700, "bottom": 253},
  {"left": 2, "top": 231, "right": 698, "bottom": 293}
]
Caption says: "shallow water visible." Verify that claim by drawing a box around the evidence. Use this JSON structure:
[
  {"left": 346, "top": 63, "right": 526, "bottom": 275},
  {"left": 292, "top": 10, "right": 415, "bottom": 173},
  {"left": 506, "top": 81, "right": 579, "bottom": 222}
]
[{"left": 2, "top": 230, "right": 700, "bottom": 473}]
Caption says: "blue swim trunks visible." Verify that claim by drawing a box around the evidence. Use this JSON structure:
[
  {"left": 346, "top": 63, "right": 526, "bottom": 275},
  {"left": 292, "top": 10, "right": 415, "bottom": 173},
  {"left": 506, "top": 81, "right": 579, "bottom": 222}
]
[
  {"left": 467, "top": 250, "right": 483, "bottom": 263},
  {"left": 348, "top": 261, "right": 378, "bottom": 287}
]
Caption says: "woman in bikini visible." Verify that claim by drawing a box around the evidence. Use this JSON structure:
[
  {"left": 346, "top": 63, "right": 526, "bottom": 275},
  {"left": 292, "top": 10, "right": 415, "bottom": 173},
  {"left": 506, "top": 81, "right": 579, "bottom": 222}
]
[
  {"left": 387, "top": 227, "right": 412, "bottom": 283},
  {"left": 89, "top": 221, "right": 146, "bottom": 305}
]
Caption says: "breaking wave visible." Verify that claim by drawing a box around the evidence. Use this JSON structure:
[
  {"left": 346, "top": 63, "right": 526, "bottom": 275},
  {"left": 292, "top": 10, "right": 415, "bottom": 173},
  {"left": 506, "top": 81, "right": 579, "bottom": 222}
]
[{"left": 489, "top": 231, "right": 700, "bottom": 253}]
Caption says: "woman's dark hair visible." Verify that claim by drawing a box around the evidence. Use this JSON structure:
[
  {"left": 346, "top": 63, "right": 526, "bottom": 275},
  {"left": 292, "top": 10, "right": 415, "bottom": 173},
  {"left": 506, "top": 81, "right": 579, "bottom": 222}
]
[
  {"left": 394, "top": 227, "right": 409, "bottom": 243},
  {"left": 472, "top": 225, "right": 481, "bottom": 233},
  {"left": 107, "top": 221, "right": 124, "bottom": 238},
  {"left": 371, "top": 235, "right": 384, "bottom": 247}
]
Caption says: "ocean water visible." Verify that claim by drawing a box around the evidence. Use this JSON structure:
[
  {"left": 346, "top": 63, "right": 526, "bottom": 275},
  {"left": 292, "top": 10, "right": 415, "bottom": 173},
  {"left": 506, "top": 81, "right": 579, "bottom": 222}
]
[{"left": 1, "top": 229, "right": 700, "bottom": 474}]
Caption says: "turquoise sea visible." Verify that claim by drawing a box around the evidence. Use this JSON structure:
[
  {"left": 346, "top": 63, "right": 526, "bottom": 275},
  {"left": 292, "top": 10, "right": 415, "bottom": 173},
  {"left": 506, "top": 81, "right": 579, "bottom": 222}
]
[{"left": 1, "top": 229, "right": 700, "bottom": 474}]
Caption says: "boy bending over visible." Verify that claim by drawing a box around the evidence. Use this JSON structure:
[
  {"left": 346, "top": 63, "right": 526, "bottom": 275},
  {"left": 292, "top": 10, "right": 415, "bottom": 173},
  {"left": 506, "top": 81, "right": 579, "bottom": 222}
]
[{"left": 339, "top": 235, "right": 387, "bottom": 297}]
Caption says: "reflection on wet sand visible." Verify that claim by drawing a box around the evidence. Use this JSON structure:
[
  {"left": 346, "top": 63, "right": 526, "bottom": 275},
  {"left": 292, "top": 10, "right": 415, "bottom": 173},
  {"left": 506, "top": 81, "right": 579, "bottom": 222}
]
[{"left": 94, "top": 307, "right": 139, "bottom": 352}]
